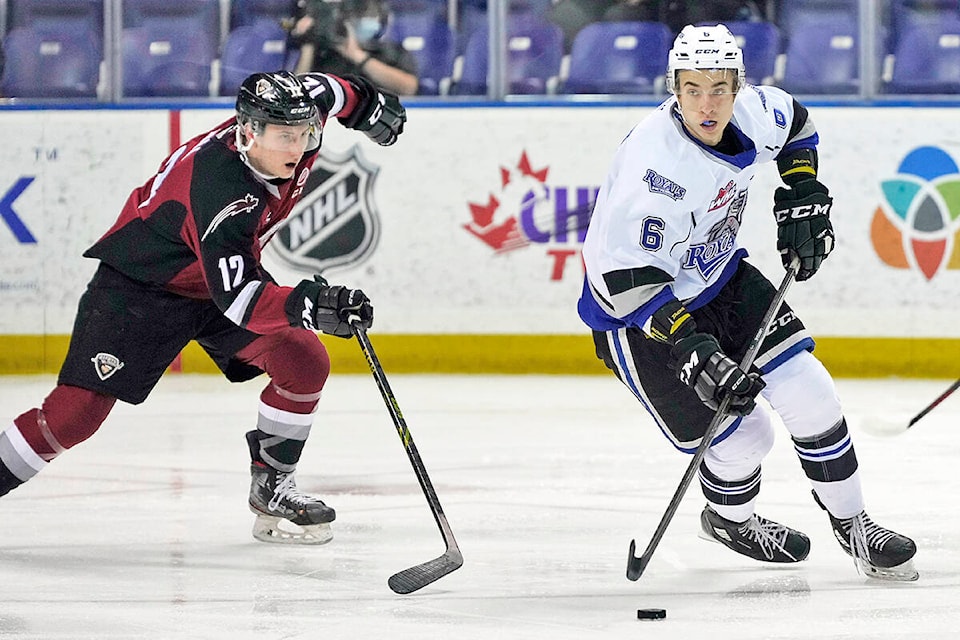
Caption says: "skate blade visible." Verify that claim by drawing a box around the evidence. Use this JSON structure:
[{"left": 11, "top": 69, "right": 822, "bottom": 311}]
[
  {"left": 857, "top": 557, "right": 919, "bottom": 582},
  {"left": 252, "top": 514, "right": 333, "bottom": 545}
]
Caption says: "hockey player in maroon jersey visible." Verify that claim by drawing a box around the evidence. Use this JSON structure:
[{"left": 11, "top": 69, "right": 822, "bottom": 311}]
[{"left": 0, "top": 70, "right": 406, "bottom": 545}]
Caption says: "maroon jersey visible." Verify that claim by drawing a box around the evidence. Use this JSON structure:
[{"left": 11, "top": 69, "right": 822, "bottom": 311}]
[{"left": 86, "top": 73, "right": 363, "bottom": 336}]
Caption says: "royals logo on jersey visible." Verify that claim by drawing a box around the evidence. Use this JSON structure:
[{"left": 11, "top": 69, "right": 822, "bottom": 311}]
[
  {"left": 268, "top": 145, "right": 381, "bottom": 274},
  {"left": 684, "top": 188, "right": 748, "bottom": 280}
]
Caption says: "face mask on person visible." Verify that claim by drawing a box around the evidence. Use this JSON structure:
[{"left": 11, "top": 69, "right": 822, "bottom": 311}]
[{"left": 351, "top": 16, "right": 382, "bottom": 43}]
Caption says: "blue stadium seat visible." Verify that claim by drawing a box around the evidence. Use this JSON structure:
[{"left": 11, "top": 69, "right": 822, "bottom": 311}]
[
  {"left": 384, "top": 10, "right": 455, "bottom": 95},
  {"left": 453, "top": 19, "right": 564, "bottom": 95},
  {"left": 889, "top": 0, "right": 960, "bottom": 52},
  {"left": 723, "top": 20, "right": 781, "bottom": 85},
  {"left": 777, "top": 0, "right": 857, "bottom": 45},
  {"left": 219, "top": 21, "right": 291, "bottom": 96},
  {"left": 6, "top": 0, "right": 104, "bottom": 53},
  {"left": 229, "top": 0, "right": 297, "bottom": 30},
  {"left": 562, "top": 21, "right": 672, "bottom": 95},
  {"left": 0, "top": 24, "right": 100, "bottom": 98},
  {"left": 123, "top": 22, "right": 216, "bottom": 96},
  {"left": 886, "top": 17, "right": 960, "bottom": 93},
  {"left": 780, "top": 14, "right": 859, "bottom": 94},
  {"left": 123, "top": 0, "right": 220, "bottom": 34}
]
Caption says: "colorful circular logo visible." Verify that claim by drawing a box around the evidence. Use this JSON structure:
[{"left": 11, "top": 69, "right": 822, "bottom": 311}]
[{"left": 872, "top": 146, "right": 960, "bottom": 280}]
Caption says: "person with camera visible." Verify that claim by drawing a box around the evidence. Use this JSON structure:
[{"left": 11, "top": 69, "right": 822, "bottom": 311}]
[{"left": 291, "top": 0, "right": 419, "bottom": 96}]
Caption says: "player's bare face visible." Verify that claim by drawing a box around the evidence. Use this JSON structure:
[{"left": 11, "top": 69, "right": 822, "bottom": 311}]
[
  {"left": 246, "top": 123, "right": 313, "bottom": 179},
  {"left": 676, "top": 69, "right": 737, "bottom": 147}
]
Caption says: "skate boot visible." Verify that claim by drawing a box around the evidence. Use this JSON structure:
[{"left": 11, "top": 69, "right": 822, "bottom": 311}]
[
  {"left": 249, "top": 462, "right": 336, "bottom": 545},
  {"left": 814, "top": 492, "right": 918, "bottom": 581},
  {"left": 699, "top": 505, "right": 811, "bottom": 563}
]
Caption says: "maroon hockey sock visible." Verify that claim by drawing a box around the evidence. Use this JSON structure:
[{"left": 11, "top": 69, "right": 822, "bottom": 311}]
[{"left": 14, "top": 385, "right": 115, "bottom": 460}]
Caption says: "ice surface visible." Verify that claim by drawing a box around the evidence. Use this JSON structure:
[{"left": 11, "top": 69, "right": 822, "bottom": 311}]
[{"left": 0, "top": 374, "right": 956, "bottom": 639}]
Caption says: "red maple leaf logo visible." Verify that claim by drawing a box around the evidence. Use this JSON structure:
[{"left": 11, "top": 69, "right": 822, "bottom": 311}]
[{"left": 464, "top": 151, "right": 549, "bottom": 252}]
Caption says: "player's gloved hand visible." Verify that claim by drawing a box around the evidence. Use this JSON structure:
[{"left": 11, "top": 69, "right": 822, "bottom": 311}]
[
  {"left": 285, "top": 277, "right": 373, "bottom": 338},
  {"left": 338, "top": 74, "right": 406, "bottom": 146},
  {"left": 773, "top": 179, "right": 835, "bottom": 281},
  {"left": 644, "top": 299, "right": 764, "bottom": 416},
  {"left": 669, "top": 333, "right": 765, "bottom": 417}
]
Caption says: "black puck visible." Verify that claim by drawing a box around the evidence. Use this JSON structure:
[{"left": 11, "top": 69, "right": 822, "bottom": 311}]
[{"left": 637, "top": 608, "right": 667, "bottom": 620}]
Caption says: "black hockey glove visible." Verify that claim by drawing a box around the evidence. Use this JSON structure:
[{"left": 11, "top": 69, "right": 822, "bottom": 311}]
[
  {"left": 773, "top": 179, "right": 835, "bottom": 282},
  {"left": 670, "top": 333, "right": 765, "bottom": 417},
  {"left": 337, "top": 74, "right": 406, "bottom": 146},
  {"left": 285, "top": 277, "right": 373, "bottom": 338},
  {"left": 647, "top": 300, "right": 764, "bottom": 417}
]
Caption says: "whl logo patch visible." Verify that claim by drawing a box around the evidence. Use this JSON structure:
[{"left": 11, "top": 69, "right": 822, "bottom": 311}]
[{"left": 270, "top": 146, "right": 381, "bottom": 274}]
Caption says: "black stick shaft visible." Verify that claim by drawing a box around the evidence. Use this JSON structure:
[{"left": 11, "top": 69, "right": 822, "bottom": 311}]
[
  {"left": 907, "top": 377, "right": 960, "bottom": 429},
  {"left": 626, "top": 257, "right": 800, "bottom": 581},
  {"left": 351, "top": 321, "right": 463, "bottom": 592}
]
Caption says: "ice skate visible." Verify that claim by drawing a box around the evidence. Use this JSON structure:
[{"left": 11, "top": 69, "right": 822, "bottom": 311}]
[
  {"left": 249, "top": 462, "right": 336, "bottom": 545},
  {"left": 814, "top": 492, "right": 918, "bottom": 581},
  {"left": 699, "top": 505, "right": 811, "bottom": 563}
]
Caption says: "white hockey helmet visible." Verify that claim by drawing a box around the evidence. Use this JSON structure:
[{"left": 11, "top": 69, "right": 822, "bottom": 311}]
[{"left": 666, "top": 24, "right": 745, "bottom": 94}]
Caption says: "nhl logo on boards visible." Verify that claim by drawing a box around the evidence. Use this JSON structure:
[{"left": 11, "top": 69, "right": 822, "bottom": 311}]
[
  {"left": 269, "top": 145, "right": 381, "bottom": 274},
  {"left": 91, "top": 352, "right": 124, "bottom": 381}
]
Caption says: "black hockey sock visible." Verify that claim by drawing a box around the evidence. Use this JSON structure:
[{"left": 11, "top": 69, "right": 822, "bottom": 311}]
[
  {"left": 245, "top": 429, "right": 305, "bottom": 471},
  {"left": 792, "top": 418, "right": 859, "bottom": 483},
  {"left": 0, "top": 460, "right": 24, "bottom": 498},
  {"left": 699, "top": 462, "right": 761, "bottom": 508}
]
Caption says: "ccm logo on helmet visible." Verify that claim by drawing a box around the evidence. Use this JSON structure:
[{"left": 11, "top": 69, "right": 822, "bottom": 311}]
[{"left": 695, "top": 49, "right": 721, "bottom": 54}]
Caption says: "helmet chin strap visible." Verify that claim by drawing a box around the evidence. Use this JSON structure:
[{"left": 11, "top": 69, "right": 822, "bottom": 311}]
[{"left": 235, "top": 125, "right": 284, "bottom": 181}]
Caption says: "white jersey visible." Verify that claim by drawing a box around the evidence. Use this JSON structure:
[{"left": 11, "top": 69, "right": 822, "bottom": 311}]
[{"left": 578, "top": 84, "right": 818, "bottom": 331}]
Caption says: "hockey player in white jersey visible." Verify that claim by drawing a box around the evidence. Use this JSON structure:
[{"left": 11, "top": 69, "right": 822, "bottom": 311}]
[{"left": 578, "top": 24, "right": 918, "bottom": 581}]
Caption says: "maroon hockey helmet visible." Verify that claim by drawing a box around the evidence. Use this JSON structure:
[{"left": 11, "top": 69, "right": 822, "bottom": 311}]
[{"left": 236, "top": 70, "right": 319, "bottom": 129}]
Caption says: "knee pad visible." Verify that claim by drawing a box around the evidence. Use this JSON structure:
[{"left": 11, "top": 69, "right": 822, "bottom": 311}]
[
  {"left": 762, "top": 351, "right": 842, "bottom": 439},
  {"left": 704, "top": 408, "right": 775, "bottom": 481}
]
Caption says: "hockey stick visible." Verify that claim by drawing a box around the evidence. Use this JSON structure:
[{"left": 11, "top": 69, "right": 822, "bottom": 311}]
[
  {"left": 859, "top": 377, "right": 960, "bottom": 436},
  {"left": 626, "top": 255, "right": 800, "bottom": 581},
  {"left": 906, "top": 378, "right": 960, "bottom": 429},
  {"left": 350, "top": 319, "right": 464, "bottom": 594}
]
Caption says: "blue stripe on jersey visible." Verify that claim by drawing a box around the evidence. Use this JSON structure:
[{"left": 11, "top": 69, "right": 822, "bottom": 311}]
[{"left": 760, "top": 337, "right": 816, "bottom": 374}]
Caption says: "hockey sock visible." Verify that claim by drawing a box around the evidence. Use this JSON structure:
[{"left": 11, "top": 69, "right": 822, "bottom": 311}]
[
  {"left": 699, "top": 462, "right": 761, "bottom": 523},
  {"left": 793, "top": 418, "right": 864, "bottom": 518}
]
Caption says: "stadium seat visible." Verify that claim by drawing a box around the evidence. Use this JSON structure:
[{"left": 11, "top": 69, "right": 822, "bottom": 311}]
[
  {"left": 384, "top": 10, "right": 455, "bottom": 95},
  {"left": 562, "top": 21, "right": 672, "bottom": 95},
  {"left": 6, "top": 0, "right": 104, "bottom": 53},
  {"left": 889, "top": 0, "right": 960, "bottom": 52},
  {"left": 777, "top": 0, "right": 857, "bottom": 45},
  {"left": 123, "top": 23, "right": 217, "bottom": 96},
  {"left": 219, "top": 21, "right": 291, "bottom": 96},
  {"left": 123, "top": 0, "right": 220, "bottom": 35},
  {"left": 886, "top": 17, "right": 960, "bottom": 93},
  {"left": 0, "top": 24, "right": 100, "bottom": 98},
  {"left": 453, "top": 19, "right": 564, "bottom": 95},
  {"left": 229, "top": 0, "right": 297, "bottom": 30},
  {"left": 780, "top": 14, "right": 859, "bottom": 94},
  {"left": 723, "top": 20, "right": 781, "bottom": 85}
]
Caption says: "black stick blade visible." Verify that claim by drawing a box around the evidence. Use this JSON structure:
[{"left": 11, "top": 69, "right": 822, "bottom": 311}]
[
  {"left": 626, "top": 539, "right": 649, "bottom": 581},
  {"left": 388, "top": 550, "right": 464, "bottom": 594}
]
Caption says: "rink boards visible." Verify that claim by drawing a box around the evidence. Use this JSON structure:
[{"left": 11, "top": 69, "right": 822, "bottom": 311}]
[{"left": 0, "top": 103, "right": 958, "bottom": 376}]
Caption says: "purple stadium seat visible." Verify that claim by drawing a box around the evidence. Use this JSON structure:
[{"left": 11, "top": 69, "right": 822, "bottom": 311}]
[
  {"left": 780, "top": 14, "right": 859, "bottom": 94},
  {"left": 1, "top": 24, "right": 100, "bottom": 98},
  {"left": 219, "top": 21, "right": 292, "bottom": 96},
  {"left": 454, "top": 18, "right": 564, "bottom": 95},
  {"left": 384, "top": 10, "right": 455, "bottom": 95},
  {"left": 123, "top": 22, "right": 216, "bottom": 97},
  {"left": 886, "top": 17, "right": 960, "bottom": 93},
  {"left": 563, "top": 21, "right": 672, "bottom": 95}
]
